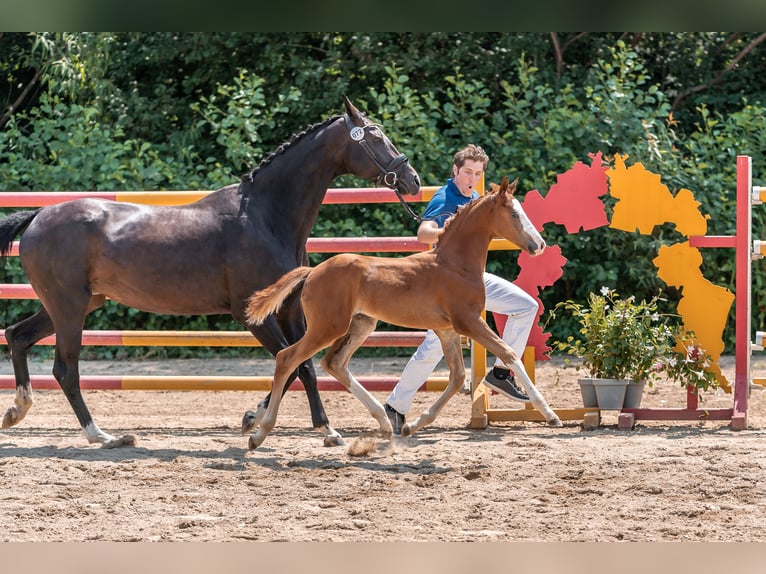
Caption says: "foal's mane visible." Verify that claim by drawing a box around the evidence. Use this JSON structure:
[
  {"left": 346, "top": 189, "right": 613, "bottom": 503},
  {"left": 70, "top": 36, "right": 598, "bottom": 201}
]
[
  {"left": 240, "top": 115, "right": 341, "bottom": 184},
  {"left": 439, "top": 192, "right": 494, "bottom": 241}
]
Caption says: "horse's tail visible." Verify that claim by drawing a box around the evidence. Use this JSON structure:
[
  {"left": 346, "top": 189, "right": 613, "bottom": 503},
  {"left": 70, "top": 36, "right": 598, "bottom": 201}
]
[
  {"left": 0, "top": 209, "right": 41, "bottom": 259},
  {"left": 246, "top": 266, "right": 312, "bottom": 326}
]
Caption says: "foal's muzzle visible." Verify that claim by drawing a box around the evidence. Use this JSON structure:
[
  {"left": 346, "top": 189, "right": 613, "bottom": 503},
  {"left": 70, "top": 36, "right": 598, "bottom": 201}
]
[{"left": 530, "top": 239, "right": 546, "bottom": 256}]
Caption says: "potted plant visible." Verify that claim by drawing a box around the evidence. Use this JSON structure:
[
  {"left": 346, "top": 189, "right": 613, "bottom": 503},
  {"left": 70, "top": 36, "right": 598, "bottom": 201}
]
[
  {"left": 660, "top": 330, "right": 721, "bottom": 394},
  {"left": 549, "top": 287, "right": 719, "bottom": 409}
]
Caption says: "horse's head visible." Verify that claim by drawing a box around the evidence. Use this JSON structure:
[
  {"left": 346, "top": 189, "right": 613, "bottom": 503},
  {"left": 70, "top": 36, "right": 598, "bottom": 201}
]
[
  {"left": 489, "top": 176, "right": 546, "bottom": 256},
  {"left": 341, "top": 96, "right": 421, "bottom": 197}
]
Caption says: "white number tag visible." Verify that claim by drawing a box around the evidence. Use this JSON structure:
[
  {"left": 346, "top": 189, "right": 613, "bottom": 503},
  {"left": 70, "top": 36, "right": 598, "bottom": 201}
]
[{"left": 349, "top": 127, "right": 365, "bottom": 141}]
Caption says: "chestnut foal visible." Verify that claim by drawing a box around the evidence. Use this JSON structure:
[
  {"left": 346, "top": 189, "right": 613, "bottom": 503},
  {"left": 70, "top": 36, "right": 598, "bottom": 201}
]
[{"left": 244, "top": 176, "right": 562, "bottom": 449}]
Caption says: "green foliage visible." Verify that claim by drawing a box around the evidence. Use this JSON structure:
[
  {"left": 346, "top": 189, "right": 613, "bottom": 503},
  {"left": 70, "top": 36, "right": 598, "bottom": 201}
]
[
  {"left": 1, "top": 33, "right": 765, "bottom": 358},
  {"left": 190, "top": 69, "right": 302, "bottom": 180},
  {"left": 1, "top": 93, "right": 180, "bottom": 191}
]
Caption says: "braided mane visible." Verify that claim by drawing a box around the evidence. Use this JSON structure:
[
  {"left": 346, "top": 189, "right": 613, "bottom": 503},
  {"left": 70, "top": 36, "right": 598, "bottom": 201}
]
[{"left": 241, "top": 115, "right": 340, "bottom": 183}]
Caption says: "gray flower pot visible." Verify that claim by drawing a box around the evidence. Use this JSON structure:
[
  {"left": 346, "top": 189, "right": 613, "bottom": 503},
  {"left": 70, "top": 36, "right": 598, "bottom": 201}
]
[
  {"left": 578, "top": 379, "right": 599, "bottom": 408},
  {"left": 590, "top": 378, "right": 629, "bottom": 410},
  {"left": 623, "top": 380, "right": 646, "bottom": 409}
]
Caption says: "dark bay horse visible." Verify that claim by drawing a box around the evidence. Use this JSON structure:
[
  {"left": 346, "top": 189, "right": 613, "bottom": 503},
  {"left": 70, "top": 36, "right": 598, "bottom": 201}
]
[
  {"left": 245, "top": 177, "right": 563, "bottom": 450},
  {"left": 0, "top": 97, "right": 420, "bottom": 448}
]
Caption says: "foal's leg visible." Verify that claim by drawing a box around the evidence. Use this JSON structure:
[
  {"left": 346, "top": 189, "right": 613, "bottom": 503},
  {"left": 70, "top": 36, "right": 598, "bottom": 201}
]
[
  {"left": 458, "top": 317, "right": 562, "bottom": 427},
  {"left": 320, "top": 314, "right": 392, "bottom": 437},
  {"left": 278, "top": 302, "right": 344, "bottom": 446},
  {"left": 2, "top": 308, "right": 54, "bottom": 429},
  {"left": 401, "top": 330, "right": 466, "bottom": 437},
  {"left": 248, "top": 330, "right": 338, "bottom": 450},
  {"left": 240, "top": 316, "right": 309, "bottom": 427},
  {"left": 240, "top": 313, "right": 344, "bottom": 447}
]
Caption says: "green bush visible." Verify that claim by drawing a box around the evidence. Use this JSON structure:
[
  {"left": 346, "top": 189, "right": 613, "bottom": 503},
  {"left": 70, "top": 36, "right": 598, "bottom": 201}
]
[{"left": 1, "top": 35, "right": 764, "bottom": 358}]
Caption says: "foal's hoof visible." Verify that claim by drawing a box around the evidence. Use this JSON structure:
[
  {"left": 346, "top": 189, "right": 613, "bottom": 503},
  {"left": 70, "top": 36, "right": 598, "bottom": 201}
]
[
  {"left": 248, "top": 434, "right": 265, "bottom": 451},
  {"left": 2, "top": 409, "right": 20, "bottom": 429},
  {"left": 2, "top": 406, "right": 26, "bottom": 429},
  {"left": 547, "top": 417, "right": 564, "bottom": 428},
  {"left": 241, "top": 410, "right": 258, "bottom": 435}
]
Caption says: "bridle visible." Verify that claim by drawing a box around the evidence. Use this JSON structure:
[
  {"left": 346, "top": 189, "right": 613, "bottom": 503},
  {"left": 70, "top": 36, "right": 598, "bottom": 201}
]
[{"left": 345, "top": 115, "right": 422, "bottom": 222}]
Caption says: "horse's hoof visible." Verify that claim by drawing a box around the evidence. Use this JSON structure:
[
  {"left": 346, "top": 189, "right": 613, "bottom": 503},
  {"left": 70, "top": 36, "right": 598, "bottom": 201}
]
[
  {"left": 323, "top": 435, "right": 346, "bottom": 447},
  {"left": 401, "top": 424, "right": 413, "bottom": 438},
  {"left": 241, "top": 410, "right": 258, "bottom": 435},
  {"left": 547, "top": 417, "right": 564, "bottom": 428},
  {"left": 101, "top": 435, "right": 137, "bottom": 449}
]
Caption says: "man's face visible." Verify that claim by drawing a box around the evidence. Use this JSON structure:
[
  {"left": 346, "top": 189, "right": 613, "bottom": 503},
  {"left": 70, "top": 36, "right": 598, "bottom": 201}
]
[{"left": 452, "top": 159, "right": 484, "bottom": 197}]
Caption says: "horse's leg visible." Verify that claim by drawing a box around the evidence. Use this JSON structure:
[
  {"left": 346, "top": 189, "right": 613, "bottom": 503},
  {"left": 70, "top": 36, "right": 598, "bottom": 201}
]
[
  {"left": 457, "top": 317, "right": 562, "bottom": 427},
  {"left": 2, "top": 308, "right": 55, "bottom": 428},
  {"left": 401, "top": 330, "right": 465, "bottom": 437},
  {"left": 320, "top": 314, "right": 393, "bottom": 437},
  {"left": 50, "top": 294, "right": 136, "bottom": 447},
  {"left": 248, "top": 330, "right": 338, "bottom": 450},
  {"left": 295, "top": 359, "right": 344, "bottom": 446}
]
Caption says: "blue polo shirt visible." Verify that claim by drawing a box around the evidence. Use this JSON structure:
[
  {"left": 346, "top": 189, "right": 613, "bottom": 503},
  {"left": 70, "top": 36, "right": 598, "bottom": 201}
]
[{"left": 421, "top": 178, "right": 479, "bottom": 228}]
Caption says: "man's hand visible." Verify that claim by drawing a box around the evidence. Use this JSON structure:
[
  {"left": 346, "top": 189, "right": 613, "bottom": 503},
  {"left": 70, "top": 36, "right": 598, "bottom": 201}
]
[{"left": 416, "top": 220, "right": 443, "bottom": 245}]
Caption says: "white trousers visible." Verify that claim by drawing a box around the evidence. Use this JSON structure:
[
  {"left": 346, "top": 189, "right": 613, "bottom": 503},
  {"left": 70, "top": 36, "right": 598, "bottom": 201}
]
[{"left": 385, "top": 272, "right": 539, "bottom": 415}]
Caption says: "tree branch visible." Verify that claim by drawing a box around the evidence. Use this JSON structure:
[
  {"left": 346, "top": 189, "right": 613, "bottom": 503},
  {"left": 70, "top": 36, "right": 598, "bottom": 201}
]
[
  {"left": 0, "top": 68, "right": 42, "bottom": 130},
  {"left": 550, "top": 32, "right": 563, "bottom": 77},
  {"left": 561, "top": 32, "right": 588, "bottom": 52},
  {"left": 714, "top": 32, "right": 740, "bottom": 57},
  {"left": 550, "top": 32, "right": 590, "bottom": 78},
  {"left": 672, "top": 32, "right": 766, "bottom": 112}
]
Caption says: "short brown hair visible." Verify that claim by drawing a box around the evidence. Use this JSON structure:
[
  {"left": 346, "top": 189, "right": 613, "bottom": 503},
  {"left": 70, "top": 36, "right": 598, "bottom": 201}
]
[{"left": 453, "top": 144, "right": 489, "bottom": 170}]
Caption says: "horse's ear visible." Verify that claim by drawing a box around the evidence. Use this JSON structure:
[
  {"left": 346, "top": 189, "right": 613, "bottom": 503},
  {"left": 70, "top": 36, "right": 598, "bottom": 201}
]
[
  {"left": 344, "top": 96, "right": 363, "bottom": 125},
  {"left": 488, "top": 182, "right": 500, "bottom": 194},
  {"left": 496, "top": 176, "right": 517, "bottom": 199},
  {"left": 495, "top": 175, "right": 510, "bottom": 196}
]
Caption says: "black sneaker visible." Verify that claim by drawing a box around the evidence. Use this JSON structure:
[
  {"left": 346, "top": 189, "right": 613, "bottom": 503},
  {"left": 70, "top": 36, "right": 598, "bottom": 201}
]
[
  {"left": 482, "top": 368, "right": 530, "bottom": 403},
  {"left": 384, "top": 403, "right": 405, "bottom": 435}
]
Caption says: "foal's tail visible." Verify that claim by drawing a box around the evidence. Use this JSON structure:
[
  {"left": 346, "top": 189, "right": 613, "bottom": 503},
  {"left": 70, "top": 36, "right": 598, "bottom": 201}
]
[
  {"left": 0, "top": 209, "right": 41, "bottom": 259},
  {"left": 246, "top": 266, "right": 312, "bottom": 325}
]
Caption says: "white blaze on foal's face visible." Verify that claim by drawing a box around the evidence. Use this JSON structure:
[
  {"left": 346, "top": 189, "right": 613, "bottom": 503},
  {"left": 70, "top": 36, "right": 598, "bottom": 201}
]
[{"left": 512, "top": 197, "right": 546, "bottom": 256}]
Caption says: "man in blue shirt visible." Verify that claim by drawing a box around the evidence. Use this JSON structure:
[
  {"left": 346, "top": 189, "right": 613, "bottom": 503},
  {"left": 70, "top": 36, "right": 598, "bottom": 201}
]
[{"left": 385, "top": 144, "right": 542, "bottom": 434}]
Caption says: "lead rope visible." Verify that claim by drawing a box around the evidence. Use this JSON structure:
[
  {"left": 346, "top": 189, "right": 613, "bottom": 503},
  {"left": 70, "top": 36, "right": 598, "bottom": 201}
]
[{"left": 392, "top": 189, "right": 422, "bottom": 223}]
